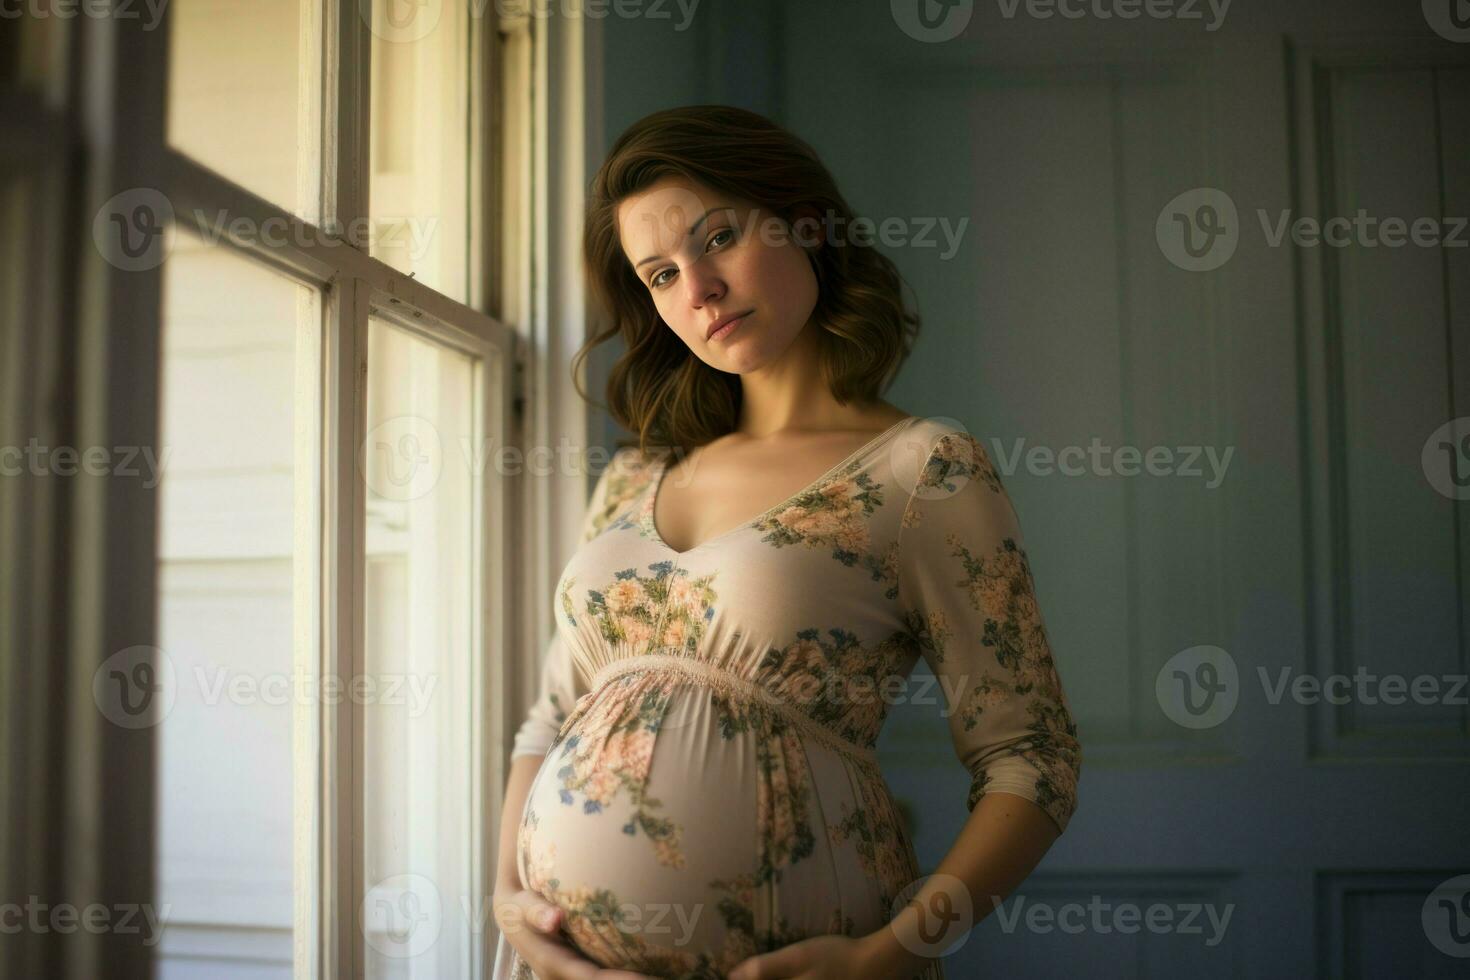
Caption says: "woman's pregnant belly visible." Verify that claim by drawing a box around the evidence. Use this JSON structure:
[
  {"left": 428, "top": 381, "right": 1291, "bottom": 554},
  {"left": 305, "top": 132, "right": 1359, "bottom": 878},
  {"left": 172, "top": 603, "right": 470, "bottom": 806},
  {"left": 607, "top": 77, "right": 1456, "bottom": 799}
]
[{"left": 516, "top": 669, "right": 896, "bottom": 978}]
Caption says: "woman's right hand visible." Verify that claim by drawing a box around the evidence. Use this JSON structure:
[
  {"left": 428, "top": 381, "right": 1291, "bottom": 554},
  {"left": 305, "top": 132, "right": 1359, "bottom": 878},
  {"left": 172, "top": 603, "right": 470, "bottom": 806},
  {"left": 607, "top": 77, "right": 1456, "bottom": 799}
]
[{"left": 494, "top": 887, "right": 657, "bottom": 979}]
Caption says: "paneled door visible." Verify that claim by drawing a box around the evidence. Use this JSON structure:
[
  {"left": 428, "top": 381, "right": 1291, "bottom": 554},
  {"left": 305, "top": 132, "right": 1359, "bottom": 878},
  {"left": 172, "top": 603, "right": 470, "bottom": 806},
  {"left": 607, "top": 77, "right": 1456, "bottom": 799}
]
[{"left": 774, "top": 3, "right": 1470, "bottom": 976}]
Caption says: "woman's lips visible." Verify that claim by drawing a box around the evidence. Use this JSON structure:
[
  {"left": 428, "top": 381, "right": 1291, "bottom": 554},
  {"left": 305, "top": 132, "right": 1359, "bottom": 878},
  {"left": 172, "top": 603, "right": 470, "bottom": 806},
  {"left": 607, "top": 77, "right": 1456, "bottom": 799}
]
[{"left": 708, "top": 313, "right": 749, "bottom": 342}]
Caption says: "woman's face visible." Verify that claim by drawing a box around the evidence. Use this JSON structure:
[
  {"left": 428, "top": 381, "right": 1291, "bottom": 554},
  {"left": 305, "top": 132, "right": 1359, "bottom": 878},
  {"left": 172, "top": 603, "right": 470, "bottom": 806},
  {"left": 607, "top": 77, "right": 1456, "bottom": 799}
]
[{"left": 616, "top": 175, "right": 819, "bottom": 375}]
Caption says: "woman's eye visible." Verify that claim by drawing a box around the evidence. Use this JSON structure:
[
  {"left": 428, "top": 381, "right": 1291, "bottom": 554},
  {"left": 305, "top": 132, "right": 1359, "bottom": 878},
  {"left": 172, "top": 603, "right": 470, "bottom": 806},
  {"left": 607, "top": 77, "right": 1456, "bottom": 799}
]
[{"left": 649, "top": 229, "right": 734, "bottom": 289}]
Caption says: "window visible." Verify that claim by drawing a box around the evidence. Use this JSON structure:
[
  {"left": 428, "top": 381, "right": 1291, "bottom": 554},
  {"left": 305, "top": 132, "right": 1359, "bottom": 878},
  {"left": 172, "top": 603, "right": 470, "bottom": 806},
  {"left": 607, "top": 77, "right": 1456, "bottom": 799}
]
[
  {"left": 168, "top": 0, "right": 322, "bottom": 223},
  {"left": 2, "top": 1, "right": 562, "bottom": 973},
  {"left": 361, "top": 317, "right": 480, "bottom": 975},
  {"left": 156, "top": 232, "right": 321, "bottom": 973},
  {"left": 368, "top": 1, "right": 471, "bottom": 301},
  {"left": 152, "top": 2, "right": 525, "bottom": 975}
]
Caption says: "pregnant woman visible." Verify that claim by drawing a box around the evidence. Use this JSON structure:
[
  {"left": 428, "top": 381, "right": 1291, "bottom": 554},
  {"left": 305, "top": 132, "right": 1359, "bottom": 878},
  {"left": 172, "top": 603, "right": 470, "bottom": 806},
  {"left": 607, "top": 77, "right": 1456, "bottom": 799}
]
[{"left": 491, "top": 105, "right": 1082, "bottom": 980}]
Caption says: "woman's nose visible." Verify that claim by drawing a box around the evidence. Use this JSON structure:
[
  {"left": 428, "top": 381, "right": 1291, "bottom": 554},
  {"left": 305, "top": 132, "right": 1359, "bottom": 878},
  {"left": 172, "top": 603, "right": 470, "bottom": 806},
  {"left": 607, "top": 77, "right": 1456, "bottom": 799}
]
[{"left": 682, "top": 264, "right": 724, "bottom": 308}]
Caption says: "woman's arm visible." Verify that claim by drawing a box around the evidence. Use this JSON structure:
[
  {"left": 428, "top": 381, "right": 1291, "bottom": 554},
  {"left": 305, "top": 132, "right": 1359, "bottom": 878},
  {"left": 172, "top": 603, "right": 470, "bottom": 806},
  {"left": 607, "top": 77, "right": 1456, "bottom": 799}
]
[
  {"left": 868, "top": 425, "right": 1082, "bottom": 972},
  {"left": 495, "top": 753, "right": 544, "bottom": 891},
  {"left": 859, "top": 791, "right": 1060, "bottom": 975}
]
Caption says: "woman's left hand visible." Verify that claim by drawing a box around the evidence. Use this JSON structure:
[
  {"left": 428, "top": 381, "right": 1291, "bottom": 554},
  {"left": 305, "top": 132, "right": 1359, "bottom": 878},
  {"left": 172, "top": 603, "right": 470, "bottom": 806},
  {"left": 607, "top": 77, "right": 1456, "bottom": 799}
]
[{"left": 726, "top": 933, "right": 897, "bottom": 980}]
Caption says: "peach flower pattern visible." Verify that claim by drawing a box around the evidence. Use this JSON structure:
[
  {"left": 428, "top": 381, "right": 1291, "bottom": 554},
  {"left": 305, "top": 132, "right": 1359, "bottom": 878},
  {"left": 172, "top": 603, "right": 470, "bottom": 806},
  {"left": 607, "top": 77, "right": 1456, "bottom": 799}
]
[{"left": 896, "top": 430, "right": 1081, "bottom": 831}]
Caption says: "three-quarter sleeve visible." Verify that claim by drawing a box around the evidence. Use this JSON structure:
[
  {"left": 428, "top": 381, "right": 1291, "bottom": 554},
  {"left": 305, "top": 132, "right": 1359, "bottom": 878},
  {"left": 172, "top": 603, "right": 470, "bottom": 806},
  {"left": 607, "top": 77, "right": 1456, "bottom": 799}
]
[
  {"left": 895, "top": 428, "right": 1081, "bottom": 836},
  {"left": 509, "top": 446, "right": 644, "bottom": 761},
  {"left": 510, "top": 627, "right": 584, "bottom": 759}
]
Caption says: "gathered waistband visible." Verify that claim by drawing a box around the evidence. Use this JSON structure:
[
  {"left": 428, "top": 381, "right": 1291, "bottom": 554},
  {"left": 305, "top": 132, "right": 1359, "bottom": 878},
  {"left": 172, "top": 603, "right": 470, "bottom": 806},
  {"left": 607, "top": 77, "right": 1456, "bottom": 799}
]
[{"left": 589, "top": 653, "right": 883, "bottom": 770}]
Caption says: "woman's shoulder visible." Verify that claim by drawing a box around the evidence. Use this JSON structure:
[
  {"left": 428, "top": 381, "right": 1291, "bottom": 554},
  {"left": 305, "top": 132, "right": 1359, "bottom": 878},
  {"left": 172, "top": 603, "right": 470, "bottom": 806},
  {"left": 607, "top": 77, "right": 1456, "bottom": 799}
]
[
  {"left": 892, "top": 415, "right": 983, "bottom": 463},
  {"left": 604, "top": 442, "right": 675, "bottom": 480},
  {"left": 889, "top": 416, "right": 1003, "bottom": 501},
  {"left": 578, "top": 444, "right": 665, "bottom": 543}
]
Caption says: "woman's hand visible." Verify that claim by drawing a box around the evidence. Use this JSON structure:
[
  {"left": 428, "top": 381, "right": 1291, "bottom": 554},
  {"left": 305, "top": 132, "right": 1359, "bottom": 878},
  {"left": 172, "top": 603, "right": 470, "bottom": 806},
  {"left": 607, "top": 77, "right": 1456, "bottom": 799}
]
[
  {"left": 493, "top": 886, "right": 657, "bottom": 980},
  {"left": 727, "top": 932, "right": 923, "bottom": 980}
]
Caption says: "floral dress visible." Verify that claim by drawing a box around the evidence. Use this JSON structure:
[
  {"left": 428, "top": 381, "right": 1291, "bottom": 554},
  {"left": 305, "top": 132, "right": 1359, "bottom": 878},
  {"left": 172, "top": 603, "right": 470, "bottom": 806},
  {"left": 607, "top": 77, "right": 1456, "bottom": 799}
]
[{"left": 491, "top": 416, "right": 1081, "bottom": 980}]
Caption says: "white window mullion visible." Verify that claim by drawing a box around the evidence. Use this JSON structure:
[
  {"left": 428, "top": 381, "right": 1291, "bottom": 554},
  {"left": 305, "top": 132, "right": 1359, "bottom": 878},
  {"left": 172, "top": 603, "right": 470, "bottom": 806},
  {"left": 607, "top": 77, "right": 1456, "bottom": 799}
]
[
  {"left": 468, "top": 6, "right": 496, "bottom": 316},
  {"left": 299, "top": 0, "right": 326, "bottom": 225},
  {"left": 325, "top": 0, "right": 373, "bottom": 241},
  {"left": 323, "top": 2, "right": 371, "bottom": 970},
  {"left": 293, "top": 287, "right": 327, "bottom": 979},
  {"left": 476, "top": 330, "right": 523, "bottom": 967},
  {"left": 320, "top": 276, "right": 370, "bottom": 980}
]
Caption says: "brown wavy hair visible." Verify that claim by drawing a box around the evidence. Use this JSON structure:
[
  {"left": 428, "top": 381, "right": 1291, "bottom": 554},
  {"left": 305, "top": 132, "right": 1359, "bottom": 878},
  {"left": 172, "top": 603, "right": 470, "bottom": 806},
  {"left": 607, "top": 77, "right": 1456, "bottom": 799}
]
[{"left": 576, "top": 104, "right": 922, "bottom": 458}]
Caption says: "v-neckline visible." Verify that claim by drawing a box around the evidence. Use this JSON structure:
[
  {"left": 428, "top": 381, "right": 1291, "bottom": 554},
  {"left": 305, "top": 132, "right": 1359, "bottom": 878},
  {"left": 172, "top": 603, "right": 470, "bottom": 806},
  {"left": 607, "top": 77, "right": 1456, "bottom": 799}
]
[{"left": 640, "top": 416, "right": 920, "bottom": 557}]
